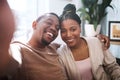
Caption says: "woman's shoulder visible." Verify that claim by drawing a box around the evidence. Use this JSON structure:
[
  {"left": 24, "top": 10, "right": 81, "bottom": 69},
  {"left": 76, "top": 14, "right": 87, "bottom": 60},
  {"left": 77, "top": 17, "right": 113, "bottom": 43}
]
[
  {"left": 82, "top": 36, "right": 99, "bottom": 41},
  {"left": 82, "top": 37, "right": 103, "bottom": 51},
  {"left": 82, "top": 37, "right": 101, "bottom": 45}
]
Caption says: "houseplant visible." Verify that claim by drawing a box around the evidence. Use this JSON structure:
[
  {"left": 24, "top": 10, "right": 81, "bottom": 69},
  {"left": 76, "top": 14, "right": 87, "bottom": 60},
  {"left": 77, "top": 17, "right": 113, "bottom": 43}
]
[{"left": 78, "top": 0, "right": 113, "bottom": 30}]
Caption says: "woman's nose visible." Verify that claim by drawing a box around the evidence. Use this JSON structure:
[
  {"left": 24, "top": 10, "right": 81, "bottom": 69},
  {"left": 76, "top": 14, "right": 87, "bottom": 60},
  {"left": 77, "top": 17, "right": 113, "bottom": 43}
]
[{"left": 66, "top": 31, "right": 71, "bottom": 37}]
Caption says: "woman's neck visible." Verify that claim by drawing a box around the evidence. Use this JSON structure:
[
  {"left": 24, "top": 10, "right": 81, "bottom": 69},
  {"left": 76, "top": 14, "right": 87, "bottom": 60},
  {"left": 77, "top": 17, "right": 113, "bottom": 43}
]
[
  {"left": 71, "top": 38, "right": 89, "bottom": 61},
  {"left": 70, "top": 38, "right": 84, "bottom": 50}
]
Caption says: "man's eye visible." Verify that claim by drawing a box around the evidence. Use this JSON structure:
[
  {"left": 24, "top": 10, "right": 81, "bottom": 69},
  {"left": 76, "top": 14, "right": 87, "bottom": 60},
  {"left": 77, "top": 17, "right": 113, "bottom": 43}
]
[{"left": 46, "top": 22, "right": 52, "bottom": 26}]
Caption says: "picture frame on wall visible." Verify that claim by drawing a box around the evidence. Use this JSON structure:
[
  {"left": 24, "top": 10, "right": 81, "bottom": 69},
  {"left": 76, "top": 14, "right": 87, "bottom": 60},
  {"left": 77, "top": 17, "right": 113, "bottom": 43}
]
[{"left": 108, "top": 21, "right": 120, "bottom": 44}]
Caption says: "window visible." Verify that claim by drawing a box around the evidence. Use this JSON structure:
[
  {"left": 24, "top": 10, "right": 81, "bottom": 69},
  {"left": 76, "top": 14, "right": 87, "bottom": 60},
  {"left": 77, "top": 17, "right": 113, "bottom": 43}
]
[{"left": 8, "top": 0, "right": 49, "bottom": 42}]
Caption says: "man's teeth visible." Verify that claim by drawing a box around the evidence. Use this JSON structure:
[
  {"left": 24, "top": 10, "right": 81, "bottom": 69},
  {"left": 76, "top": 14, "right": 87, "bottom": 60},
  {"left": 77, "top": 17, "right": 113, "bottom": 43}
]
[{"left": 47, "top": 32, "right": 53, "bottom": 37}]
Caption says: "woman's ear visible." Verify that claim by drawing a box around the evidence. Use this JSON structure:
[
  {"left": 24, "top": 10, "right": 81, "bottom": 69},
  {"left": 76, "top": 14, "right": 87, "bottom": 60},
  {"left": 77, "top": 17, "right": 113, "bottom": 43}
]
[{"left": 32, "top": 21, "right": 37, "bottom": 29}]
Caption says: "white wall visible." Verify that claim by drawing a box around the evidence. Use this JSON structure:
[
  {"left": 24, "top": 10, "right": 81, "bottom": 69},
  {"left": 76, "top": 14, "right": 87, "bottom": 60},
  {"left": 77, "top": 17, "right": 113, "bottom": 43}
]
[
  {"left": 108, "top": 0, "right": 120, "bottom": 58},
  {"left": 8, "top": 0, "right": 37, "bottom": 42},
  {"left": 101, "top": 0, "right": 120, "bottom": 58},
  {"left": 48, "top": 0, "right": 82, "bottom": 16}
]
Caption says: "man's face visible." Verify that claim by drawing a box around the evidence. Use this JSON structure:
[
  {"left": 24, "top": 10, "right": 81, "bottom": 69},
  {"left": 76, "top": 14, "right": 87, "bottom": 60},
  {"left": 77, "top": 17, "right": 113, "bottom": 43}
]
[{"left": 34, "top": 14, "right": 60, "bottom": 46}]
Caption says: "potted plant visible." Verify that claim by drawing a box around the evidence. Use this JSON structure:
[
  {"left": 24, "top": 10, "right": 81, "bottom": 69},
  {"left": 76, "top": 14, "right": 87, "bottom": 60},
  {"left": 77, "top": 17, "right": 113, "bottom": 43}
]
[{"left": 78, "top": 0, "right": 113, "bottom": 30}]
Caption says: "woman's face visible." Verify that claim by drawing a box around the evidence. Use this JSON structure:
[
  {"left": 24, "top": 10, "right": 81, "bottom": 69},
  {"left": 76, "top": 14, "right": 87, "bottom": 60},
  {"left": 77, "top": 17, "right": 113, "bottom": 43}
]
[{"left": 60, "top": 19, "right": 81, "bottom": 48}]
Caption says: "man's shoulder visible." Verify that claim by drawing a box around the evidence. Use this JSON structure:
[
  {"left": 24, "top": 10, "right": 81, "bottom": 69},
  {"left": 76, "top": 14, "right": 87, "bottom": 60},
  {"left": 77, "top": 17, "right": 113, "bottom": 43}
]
[{"left": 49, "top": 43, "right": 60, "bottom": 49}]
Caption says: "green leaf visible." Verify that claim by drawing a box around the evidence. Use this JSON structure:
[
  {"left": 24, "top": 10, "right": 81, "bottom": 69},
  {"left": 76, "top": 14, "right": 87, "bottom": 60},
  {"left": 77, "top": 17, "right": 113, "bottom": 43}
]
[{"left": 77, "top": 0, "right": 113, "bottom": 29}]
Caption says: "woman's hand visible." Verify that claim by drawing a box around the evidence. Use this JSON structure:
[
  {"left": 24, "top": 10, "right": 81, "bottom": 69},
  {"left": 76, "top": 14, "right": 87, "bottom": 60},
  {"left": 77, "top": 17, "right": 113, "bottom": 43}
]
[{"left": 96, "top": 34, "right": 110, "bottom": 50}]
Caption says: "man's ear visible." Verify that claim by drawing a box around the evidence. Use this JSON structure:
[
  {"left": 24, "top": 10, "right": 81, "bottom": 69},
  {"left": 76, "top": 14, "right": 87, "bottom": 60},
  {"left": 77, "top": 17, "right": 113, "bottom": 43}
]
[{"left": 32, "top": 21, "right": 37, "bottom": 29}]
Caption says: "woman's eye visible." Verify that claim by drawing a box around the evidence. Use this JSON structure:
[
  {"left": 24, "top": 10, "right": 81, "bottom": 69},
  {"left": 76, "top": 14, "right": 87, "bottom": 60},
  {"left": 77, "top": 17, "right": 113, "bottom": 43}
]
[{"left": 71, "top": 28, "right": 76, "bottom": 32}]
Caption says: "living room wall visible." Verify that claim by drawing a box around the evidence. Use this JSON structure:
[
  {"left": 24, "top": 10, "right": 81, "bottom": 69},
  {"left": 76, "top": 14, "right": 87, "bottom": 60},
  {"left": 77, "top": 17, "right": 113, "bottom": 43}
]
[{"left": 101, "top": 0, "right": 120, "bottom": 58}]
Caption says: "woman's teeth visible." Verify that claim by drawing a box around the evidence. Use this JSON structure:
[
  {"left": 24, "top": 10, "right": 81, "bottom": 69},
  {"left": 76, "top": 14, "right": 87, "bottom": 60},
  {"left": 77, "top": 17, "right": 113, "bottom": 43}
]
[{"left": 67, "top": 39, "right": 74, "bottom": 42}]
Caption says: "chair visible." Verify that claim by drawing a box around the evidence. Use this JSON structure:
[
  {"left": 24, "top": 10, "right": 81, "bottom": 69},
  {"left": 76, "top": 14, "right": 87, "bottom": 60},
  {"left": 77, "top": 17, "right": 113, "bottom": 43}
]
[{"left": 116, "top": 58, "right": 120, "bottom": 65}]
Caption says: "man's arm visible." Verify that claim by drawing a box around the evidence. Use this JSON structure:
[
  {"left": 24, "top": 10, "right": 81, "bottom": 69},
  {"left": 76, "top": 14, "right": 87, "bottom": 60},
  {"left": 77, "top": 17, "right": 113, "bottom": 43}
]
[
  {"left": 0, "top": 0, "right": 15, "bottom": 74},
  {"left": 96, "top": 34, "right": 110, "bottom": 50}
]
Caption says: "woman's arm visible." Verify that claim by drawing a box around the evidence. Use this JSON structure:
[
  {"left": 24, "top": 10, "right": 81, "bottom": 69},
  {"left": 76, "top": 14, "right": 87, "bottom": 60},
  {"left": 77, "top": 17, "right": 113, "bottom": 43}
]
[{"left": 103, "top": 50, "right": 120, "bottom": 80}]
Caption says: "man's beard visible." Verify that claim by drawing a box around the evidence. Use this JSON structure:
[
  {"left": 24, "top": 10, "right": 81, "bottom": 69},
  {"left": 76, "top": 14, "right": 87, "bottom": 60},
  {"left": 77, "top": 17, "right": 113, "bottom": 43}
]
[{"left": 41, "top": 38, "right": 50, "bottom": 46}]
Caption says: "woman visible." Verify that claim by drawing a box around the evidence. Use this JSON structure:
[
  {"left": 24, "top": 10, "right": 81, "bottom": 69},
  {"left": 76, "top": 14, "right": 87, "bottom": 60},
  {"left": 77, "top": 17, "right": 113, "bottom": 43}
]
[{"left": 57, "top": 4, "right": 120, "bottom": 80}]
